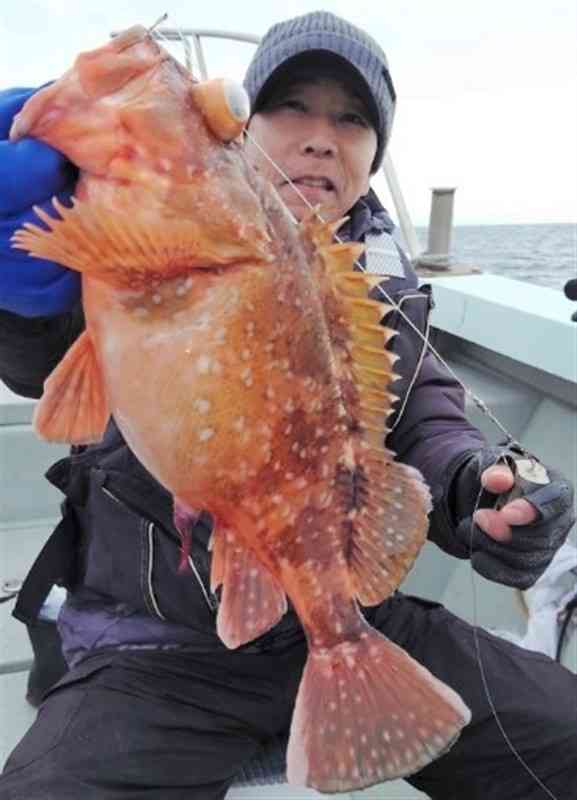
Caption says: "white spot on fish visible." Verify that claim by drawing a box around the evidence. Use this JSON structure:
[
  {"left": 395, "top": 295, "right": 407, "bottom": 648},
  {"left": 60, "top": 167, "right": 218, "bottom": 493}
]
[
  {"left": 196, "top": 355, "right": 212, "bottom": 374},
  {"left": 152, "top": 293, "right": 162, "bottom": 305},
  {"left": 193, "top": 398, "right": 211, "bottom": 414},
  {"left": 194, "top": 312, "right": 212, "bottom": 331},
  {"left": 198, "top": 428, "right": 214, "bottom": 442}
]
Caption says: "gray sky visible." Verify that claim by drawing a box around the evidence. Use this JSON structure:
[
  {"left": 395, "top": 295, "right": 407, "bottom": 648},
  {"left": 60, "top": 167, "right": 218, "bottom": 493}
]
[{"left": 2, "top": 0, "right": 576, "bottom": 225}]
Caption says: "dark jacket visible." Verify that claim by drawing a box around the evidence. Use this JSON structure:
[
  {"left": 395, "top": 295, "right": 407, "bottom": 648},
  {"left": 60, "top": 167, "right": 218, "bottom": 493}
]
[{"left": 0, "top": 193, "right": 485, "bottom": 664}]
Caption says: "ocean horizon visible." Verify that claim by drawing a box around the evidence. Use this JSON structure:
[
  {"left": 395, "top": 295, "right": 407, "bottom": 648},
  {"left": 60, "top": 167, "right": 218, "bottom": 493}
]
[{"left": 413, "top": 222, "right": 576, "bottom": 291}]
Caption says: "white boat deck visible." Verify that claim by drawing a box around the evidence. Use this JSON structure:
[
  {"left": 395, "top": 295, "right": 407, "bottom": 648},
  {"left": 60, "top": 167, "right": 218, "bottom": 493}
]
[{"left": 1, "top": 273, "right": 575, "bottom": 798}]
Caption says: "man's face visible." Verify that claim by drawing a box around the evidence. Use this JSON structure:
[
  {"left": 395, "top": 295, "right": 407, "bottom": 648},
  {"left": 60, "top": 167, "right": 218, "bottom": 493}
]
[{"left": 244, "top": 77, "right": 378, "bottom": 223}]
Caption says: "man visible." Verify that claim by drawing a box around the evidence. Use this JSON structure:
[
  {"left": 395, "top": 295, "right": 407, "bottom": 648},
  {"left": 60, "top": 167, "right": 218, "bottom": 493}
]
[{"left": 0, "top": 11, "right": 575, "bottom": 800}]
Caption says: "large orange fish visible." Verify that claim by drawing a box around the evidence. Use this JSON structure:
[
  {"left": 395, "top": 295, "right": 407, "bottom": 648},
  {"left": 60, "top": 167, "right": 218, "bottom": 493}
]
[{"left": 10, "top": 25, "right": 470, "bottom": 793}]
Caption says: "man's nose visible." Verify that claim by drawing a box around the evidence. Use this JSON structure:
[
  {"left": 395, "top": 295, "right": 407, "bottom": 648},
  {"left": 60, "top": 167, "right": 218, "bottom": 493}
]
[{"left": 299, "top": 119, "right": 337, "bottom": 158}]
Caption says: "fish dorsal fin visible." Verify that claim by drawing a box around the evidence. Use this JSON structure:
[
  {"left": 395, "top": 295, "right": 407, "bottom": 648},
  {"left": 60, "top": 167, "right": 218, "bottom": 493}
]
[
  {"left": 304, "top": 218, "right": 432, "bottom": 604},
  {"left": 34, "top": 330, "right": 110, "bottom": 444},
  {"left": 210, "top": 526, "right": 288, "bottom": 648}
]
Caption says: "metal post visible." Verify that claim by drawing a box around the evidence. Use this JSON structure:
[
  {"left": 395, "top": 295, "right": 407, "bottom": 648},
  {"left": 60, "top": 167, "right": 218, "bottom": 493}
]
[
  {"left": 381, "top": 152, "right": 420, "bottom": 262},
  {"left": 427, "top": 187, "right": 455, "bottom": 258}
]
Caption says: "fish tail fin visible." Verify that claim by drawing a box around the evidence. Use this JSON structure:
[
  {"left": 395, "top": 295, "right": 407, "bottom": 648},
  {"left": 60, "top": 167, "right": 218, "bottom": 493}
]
[{"left": 287, "top": 627, "right": 470, "bottom": 792}]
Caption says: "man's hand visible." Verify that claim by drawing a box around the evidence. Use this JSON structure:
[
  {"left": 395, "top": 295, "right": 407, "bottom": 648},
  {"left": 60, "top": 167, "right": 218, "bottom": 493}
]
[
  {"left": 474, "top": 464, "right": 537, "bottom": 541},
  {"left": 453, "top": 448, "right": 575, "bottom": 589}
]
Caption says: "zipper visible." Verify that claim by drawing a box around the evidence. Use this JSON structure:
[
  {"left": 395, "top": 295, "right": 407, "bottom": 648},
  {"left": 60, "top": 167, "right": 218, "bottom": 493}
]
[
  {"left": 101, "top": 483, "right": 218, "bottom": 614},
  {"left": 145, "top": 522, "right": 166, "bottom": 620},
  {"left": 187, "top": 556, "right": 219, "bottom": 611}
]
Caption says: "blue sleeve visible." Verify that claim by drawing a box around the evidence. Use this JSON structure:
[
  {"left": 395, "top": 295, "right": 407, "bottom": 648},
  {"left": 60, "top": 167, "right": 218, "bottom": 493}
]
[{"left": 0, "top": 87, "right": 81, "bottom": 317}]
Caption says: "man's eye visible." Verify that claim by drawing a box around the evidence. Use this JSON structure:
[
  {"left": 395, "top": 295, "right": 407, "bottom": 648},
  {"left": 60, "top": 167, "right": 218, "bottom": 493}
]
[
  {"left": 280, "top": 99, "right": 306, "bottom": 111},
  {"left": 340, "top": 112, "right": 369, "bottom": 127}
]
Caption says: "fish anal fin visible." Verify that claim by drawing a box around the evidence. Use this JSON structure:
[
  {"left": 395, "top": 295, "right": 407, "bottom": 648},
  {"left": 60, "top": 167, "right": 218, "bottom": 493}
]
[
  {"left": 287, "top": 626, "right": 470, "bottom": 792},
  {"left": 34, "top": 330, "right": 109, "bottom": 444},
  {"left": 211, "top": 527, "right": 288, "bottom": 649}
]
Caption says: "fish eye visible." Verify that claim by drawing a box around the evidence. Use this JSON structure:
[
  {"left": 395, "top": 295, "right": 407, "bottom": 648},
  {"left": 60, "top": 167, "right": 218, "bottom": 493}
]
[{"left": 191, "top": 79, "right": 250, "bottom": 142}]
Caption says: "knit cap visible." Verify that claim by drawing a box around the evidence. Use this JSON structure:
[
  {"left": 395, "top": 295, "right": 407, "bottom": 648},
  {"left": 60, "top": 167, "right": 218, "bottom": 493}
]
[{"left": 243, "top": 11, "right": 396, "bottom": 173}]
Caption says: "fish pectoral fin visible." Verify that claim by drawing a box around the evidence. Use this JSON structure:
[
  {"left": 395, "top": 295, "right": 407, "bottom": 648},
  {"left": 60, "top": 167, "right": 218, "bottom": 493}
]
[
  {"left": 211, "top": 526, "right": 287, "bottom": 649},
  {"left": 346, "top": 454, "right": 431, "bottom": 605},
  {"left": 286, "top": 627, "right": 470, "bottom": 792},
  {"left": 34, "top": 330, "right": 109, "bottom": 444}
]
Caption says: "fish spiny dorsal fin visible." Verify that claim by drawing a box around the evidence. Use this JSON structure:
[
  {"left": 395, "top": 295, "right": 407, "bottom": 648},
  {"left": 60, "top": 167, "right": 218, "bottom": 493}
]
[
  {"left": 319, "top": 242, "right": 365, "bottom": 276},
  {"left": 299, "top": 206, "right": 347, "bottom": 250},
  {"left": 324, "top": 259, "right": 432, "bottom": 605}
]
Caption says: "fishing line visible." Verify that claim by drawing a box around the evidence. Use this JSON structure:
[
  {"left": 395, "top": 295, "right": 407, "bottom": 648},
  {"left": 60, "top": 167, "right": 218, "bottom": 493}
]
[
  {"left": 243, "top": 125, "right": 559, "bottom": 799},
  {"left": 468, "top": 473, "right": 560, "bottom": 800},
  {"left": 138, "top": 29, "right": 557, "bottom": 797}
]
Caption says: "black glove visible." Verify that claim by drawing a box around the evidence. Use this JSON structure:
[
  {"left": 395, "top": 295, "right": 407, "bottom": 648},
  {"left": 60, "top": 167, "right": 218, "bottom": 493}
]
[{"left": 452, "top": 446, "right": 575, "bottom": 589}]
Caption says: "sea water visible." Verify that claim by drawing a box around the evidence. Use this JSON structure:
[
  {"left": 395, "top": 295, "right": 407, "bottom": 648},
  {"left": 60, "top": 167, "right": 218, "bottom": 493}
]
[{"left": 415, "top": 222, "right": 576, "bottom": 291}]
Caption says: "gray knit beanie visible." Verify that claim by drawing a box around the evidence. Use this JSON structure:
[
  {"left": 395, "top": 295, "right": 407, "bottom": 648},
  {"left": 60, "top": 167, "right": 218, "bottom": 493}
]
[{"left": 243, "top": 11, "right": 396, "bottom": 173}]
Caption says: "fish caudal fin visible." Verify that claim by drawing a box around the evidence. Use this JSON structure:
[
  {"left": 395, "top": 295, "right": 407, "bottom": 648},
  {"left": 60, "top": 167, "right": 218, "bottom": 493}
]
[
  {"left": 287, "top": 627, "right": 470, "bottom": 792},
  {"left": 210, "top": 526, "right": 288, "bottom": 648},
  {"left": 34, "top": 330, "right": 109, "bottom": 444}
]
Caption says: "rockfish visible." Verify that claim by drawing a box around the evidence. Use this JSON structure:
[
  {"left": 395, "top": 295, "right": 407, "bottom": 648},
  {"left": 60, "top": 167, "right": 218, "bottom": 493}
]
[{"left": 10, "top": 25, "right": 470, "bottom": 793}]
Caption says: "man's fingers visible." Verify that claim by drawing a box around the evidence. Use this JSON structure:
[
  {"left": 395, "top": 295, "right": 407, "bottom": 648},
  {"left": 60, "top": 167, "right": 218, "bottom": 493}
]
[
  {"left": 480, "top": 464, "right": 515, "bottom": 494},
  {"left": 500, "top": 498, "right": 538, "bottom": 526},
  {"left": 474, "top": 508, "right": 512, "bottom": 542},
  {"left": 474, "top": 499, "right": 537, "bottom": 542}
]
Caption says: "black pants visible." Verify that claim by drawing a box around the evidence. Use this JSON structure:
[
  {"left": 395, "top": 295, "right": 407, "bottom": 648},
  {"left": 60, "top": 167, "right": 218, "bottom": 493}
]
[{"left": 1, "top": 594, "right": 575, "bottom": 799}]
